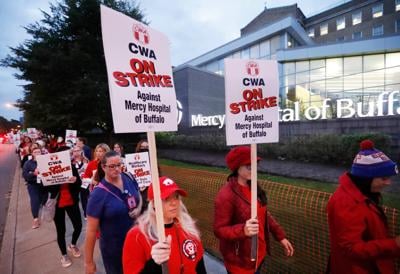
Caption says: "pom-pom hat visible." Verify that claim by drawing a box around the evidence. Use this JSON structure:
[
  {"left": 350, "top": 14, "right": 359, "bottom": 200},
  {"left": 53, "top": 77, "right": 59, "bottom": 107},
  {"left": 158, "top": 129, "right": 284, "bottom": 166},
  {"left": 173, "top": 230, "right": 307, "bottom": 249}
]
[
  {"left": 225, "top": 146, "right": 261, "bottom": 171},
  {"left": 351, "top": 139, "right": 398, "bottom": 178},
  {"left": 148, "top": 176, "right": 187, "bottom": 200}
]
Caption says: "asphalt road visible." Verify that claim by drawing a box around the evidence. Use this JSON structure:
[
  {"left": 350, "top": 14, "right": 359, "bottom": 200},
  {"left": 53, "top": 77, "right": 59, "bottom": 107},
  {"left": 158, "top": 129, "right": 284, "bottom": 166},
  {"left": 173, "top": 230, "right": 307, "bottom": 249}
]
[{"left": 0, "top": 144, "right": 18, "bottom": 250}]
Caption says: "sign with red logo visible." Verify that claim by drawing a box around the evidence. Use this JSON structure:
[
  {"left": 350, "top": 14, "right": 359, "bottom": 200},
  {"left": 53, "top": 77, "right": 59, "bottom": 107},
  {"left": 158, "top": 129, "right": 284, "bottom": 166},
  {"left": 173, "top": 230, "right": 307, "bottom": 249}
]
[
  {"left": 246, "top": 61, "right": 259, "bottom": 76},
  {"left": 36, "top": 150, "right": 73, "bottom": 186},
  {"left": 224, "top": 59, "right": 279, "bottom": 145},
  {"left": 133, "top": 24, "right": 149, "bottom": 44},
  {"left": 125, "top": 152, "right": 151, "bottom": 188},
  {"left": 100, "top": 5, "right": 177, "bottom": 133},
  {"left": 65, "top": 129, "right": 77, "bottom": 145}
]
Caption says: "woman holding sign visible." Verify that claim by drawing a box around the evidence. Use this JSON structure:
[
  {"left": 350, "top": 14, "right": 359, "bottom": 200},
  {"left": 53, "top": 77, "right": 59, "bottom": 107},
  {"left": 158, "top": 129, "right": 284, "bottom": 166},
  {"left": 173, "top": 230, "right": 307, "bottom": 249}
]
[
  {"left": 85, "top": 151, "right": 142, "bottom": 274},
  {"left": 122, "top": 176, "right": 206, "bottom": 274},
  {"left": 214, "top": 146, "right": 294, "bottom": 274},
  {"left": 22, "top": 145, "right": 45, "bottom": 229},
  {"left": 45, "top": 146, "right": 83, "bottom": 268}
]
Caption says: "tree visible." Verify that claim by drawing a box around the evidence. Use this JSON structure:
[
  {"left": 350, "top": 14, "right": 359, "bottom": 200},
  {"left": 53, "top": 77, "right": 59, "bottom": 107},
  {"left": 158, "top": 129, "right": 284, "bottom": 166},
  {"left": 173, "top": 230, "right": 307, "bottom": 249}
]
[
  {"left": 0, "top": 116, "right": 21, "bottom": 133},
  {"left": 1, "top": 0, "right": 147, "bottom": 134}
]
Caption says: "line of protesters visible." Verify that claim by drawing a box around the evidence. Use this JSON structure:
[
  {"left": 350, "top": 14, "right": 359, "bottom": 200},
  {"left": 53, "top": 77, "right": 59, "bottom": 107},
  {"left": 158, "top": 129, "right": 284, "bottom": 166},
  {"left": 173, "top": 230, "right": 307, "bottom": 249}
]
[{"left": 14, "top": 131, "right": 400, "bottom": 274}]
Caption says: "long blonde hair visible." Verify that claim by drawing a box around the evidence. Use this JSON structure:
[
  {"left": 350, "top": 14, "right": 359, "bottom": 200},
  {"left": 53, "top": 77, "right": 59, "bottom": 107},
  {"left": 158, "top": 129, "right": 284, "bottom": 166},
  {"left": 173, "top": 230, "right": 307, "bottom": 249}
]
[{"left": 137, "top": 198, "right": 200, "bottom": 243}]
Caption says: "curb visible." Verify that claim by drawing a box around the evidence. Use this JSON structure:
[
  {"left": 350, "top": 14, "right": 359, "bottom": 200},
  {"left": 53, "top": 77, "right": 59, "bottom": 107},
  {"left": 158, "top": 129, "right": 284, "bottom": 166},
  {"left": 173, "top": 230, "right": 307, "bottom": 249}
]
[{"left": 0, "top": 164, "right": 20, "bottom": 274}]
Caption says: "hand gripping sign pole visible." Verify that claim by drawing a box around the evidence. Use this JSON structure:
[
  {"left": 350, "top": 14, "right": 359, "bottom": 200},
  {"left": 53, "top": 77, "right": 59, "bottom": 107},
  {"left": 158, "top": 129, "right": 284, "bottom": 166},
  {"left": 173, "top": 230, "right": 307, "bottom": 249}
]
[
  {"left": 101, "top": 6, "right": 178, "bottom": 273},
  {"left": 224, "top": 58, "right": 279, "bottom": 263}
]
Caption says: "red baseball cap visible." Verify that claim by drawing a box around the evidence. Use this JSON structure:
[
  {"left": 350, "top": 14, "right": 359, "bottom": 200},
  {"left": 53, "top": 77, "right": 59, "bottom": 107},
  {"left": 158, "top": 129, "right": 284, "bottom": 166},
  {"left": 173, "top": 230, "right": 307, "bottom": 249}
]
[
  {"left": 148, "top": 176, "right": 188, "bottom": 200},
  {"left": 225, "top": 146, "right": 261, "bottom": 171}
]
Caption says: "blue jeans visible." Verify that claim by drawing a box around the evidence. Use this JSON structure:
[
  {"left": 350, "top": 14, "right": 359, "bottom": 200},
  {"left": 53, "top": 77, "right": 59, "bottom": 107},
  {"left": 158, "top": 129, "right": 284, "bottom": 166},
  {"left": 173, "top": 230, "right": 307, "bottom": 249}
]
[{"left": 27, "top": 184, "right": 43, "bottom": 218}]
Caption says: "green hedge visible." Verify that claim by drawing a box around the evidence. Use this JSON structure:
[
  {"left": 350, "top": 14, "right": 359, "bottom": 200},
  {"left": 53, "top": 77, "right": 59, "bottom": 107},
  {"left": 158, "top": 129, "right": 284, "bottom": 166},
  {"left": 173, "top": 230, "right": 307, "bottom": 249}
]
[{"left": 156, "top": 132, "right": 392, "bottom": 166}]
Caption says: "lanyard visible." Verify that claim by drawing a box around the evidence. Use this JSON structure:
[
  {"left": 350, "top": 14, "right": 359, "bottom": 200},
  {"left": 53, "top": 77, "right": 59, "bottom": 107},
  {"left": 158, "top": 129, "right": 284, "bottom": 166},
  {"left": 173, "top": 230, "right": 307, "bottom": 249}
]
[{"left": 97, "top": 183, "right": 125, "bottom": 203}]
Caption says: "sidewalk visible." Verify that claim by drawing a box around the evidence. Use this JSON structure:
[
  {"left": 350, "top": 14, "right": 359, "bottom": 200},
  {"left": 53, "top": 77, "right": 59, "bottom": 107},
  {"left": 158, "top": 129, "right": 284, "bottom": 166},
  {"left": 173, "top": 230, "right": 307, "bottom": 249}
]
[{"left": 0, "top": 163, "right": 226, "bottom": 274}]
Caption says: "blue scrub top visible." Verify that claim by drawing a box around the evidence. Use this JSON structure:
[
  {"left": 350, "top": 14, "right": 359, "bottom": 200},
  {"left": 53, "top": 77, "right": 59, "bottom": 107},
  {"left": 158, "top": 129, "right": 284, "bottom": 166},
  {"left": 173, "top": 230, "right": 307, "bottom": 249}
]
[{"left": 87, "top": 173, "right": 140, "bottom": 273}]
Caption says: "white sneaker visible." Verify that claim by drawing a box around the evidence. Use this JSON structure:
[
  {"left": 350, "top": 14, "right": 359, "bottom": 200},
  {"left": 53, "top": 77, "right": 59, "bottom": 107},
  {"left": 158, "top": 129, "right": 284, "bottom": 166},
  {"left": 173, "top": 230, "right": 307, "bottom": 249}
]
[
  {"left": 67, "top": 244, "right": 81, "bottom": 258},
  {"left": 61, "top": 255, "right": 72, "bottom": 268}
]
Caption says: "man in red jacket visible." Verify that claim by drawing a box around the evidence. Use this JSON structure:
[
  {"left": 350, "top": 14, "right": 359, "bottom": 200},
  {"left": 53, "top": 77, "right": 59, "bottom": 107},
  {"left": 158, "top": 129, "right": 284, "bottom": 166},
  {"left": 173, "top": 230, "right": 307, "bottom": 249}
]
[
  {"left": 214, "top": 146, "right": 294, "bottom": 274},
  {"left": 327, "top": 139, "right": 400, "bottom": 274}
]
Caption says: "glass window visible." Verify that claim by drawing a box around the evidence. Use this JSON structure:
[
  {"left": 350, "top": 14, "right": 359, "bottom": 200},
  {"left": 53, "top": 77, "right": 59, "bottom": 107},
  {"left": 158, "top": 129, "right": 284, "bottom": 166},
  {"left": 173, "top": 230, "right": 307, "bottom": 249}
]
[
  {"left": 310, "top": 59, "right": 325, "bottom": 70},
  {"left": 232, "top": 51, "right": 241, "bottom": 59},
  {"left": 296, "top": 71, "right": 309, "bottom": 84},
  {"left": 363, "top": 54, "right": 384, "bottom": 71},
  {"left": 259, "top": 40, "right": 270, "bottom": 57},
  {"left": 372, "top": 25, "right": 384, "bottom": 36},
  {"left": 296, "top": 61, "right": 309, "bottom": 72},
  {"left": 352, "top": 11, "right": 362, "bottom": 25},
  {"left": 326, "top": 58, "right": 343, "bottom": 78},
  {"left": 386, "top": 52, "right": 400, "bottom": 67},
  {"left": 385, "top": 66, "right": 400, "bottom": 85},
  {"left": 283, "top": 62, "right": 295, "bottom": 75},
  {"left": 310, "top": 67, "right": 326, "bottom": 82},
  {"left": 344, "top": 73, "right": 363, "bottom": 90},
  {"left": 364, "top": 70, "right": 384, "bottom": 88},
  {"left": 337, "top": 17, "right": 345, "bottom": 30},
  {"left": 320, "top": 23, "right": 328, "bottom": 36},
  {"left": 206, "top": 61, "right": 219, "bottom": 73},
  {"left": 310, "top": 80, "right": 325, "bottom": 97},
  {"left": 308, "top": 28, "right": 315, "bottom": 38},
  {"left": 270, "top": 36, "right": 281, "bottom": 54},
  {"left": 352, "top": 31, "right": 362, "bottom": 39},
  {"left": 326, "top": 77, "right": 343, "bottom": 92},
  {"left": 372, "top": 4, "right": 383, "bottom": 18},
  {"left": 396, "top": 19, "right": 400, "bottom": 32},
  {"left": 344, "top": 56, "right": 362, "bottom": 75},
  {"left": 250, "top": 44, "right": 260, "bottom": 59},
  {"left": 241, "top": 48, "right": 250, "bottom": 59},
  {"left": 337, "top": 36, "right": 345, "bottom": 42},
  {"left": 397, "top": 0, "right": 400, "bottom": 11},
  {"left": 217, "top": 59, "right": 224, "bottom": 75}
]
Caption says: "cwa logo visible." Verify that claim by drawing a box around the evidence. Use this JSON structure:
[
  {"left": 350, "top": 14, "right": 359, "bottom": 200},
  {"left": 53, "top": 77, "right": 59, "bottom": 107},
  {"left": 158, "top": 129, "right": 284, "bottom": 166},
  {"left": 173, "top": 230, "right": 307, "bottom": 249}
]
[
  {"left": 133, "top": 24, "right": 149, "bottom": 45},
  {"left": 246, "top": 61, "right": 259, "bottom": 76}
]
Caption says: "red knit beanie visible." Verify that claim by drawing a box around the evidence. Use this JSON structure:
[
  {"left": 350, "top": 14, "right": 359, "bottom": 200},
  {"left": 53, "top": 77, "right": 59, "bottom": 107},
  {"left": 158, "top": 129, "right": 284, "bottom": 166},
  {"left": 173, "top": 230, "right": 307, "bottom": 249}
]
[{"left": 225, "top": 146, "right": 261, "bottom": 171}]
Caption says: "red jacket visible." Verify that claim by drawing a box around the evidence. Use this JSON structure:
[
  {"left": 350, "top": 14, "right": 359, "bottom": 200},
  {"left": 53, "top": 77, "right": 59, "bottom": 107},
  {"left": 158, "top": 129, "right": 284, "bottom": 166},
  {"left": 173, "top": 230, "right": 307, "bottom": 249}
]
[
  {"left": 214, "top": 177, "right": 286, "bottom": 273},
  {"left": 327, "top": 173, "right": 400, "bottom": 274}
]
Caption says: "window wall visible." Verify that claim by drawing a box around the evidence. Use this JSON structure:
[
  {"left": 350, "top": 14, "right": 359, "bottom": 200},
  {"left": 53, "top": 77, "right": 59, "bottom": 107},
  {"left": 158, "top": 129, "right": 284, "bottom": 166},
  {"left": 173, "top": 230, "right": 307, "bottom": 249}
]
[
  {"left": 200, "top": 35, "right": 282, "bottom": 75},
  {"left": 280, "top": 53, "right": 400, "bottom": 119}
]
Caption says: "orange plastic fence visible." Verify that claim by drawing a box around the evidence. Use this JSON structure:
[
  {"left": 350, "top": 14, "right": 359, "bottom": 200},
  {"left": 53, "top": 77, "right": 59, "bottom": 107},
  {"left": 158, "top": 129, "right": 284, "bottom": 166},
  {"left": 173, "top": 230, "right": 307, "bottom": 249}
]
[{"left": 160, "top": 165, "right": 400, "bottom": 274}]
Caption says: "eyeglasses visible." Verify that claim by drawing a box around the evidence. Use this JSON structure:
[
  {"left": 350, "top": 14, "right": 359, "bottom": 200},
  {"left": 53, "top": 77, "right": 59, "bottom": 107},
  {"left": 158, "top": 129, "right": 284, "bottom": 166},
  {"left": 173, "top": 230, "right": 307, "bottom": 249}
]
[
  {"left": 103, "top": 163, "right": 122, "bottom": 169},
  {"left": 140, "top": 146, "right": 148, "bottom": 149}
]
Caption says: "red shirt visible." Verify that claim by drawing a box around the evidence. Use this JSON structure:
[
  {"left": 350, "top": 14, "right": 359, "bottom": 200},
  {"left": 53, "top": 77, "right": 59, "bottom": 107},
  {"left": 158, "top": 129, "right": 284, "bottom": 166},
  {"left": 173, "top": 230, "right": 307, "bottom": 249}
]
[
  {"left": 58, "top": 184, "right": 74, "bottom": 208},
  {"left": 83, "top": 159, "right": 99, "bottom": 179},
  {"left": 123, "top": 222, "right": 204, "bottom": 274}
]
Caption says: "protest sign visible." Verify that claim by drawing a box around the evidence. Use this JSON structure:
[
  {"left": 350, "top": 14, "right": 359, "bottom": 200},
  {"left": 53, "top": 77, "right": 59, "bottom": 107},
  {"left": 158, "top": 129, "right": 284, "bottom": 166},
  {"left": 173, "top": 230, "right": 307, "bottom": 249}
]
[
  {"left": 101, "top": 5, "right": 177, "bottom": 133},
  {"left": 36, "top": 150, "right": 73, "bottom": 186},
  {"left": 65, "top": 129, "right": 77, "bottom": 145},
  {"left": 125, "top": 152, "right": 152, "bottom": 189},
  {"left": 224, "top": 59, "right": 279, "bottom": 146}
]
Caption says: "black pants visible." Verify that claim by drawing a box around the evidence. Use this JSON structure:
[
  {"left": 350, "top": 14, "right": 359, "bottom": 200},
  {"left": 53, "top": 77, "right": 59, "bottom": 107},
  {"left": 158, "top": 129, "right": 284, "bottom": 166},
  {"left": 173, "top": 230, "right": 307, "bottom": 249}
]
[{"left": 53, "top": 204, "right": 82, "bottom": 255}]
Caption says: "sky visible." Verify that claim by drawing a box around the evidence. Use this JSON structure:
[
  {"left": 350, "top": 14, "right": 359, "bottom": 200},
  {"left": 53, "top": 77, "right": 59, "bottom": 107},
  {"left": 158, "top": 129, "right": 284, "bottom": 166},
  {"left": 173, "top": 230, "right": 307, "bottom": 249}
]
[{"left": 0, "top": 0, "right": 341, "bottom": 121}]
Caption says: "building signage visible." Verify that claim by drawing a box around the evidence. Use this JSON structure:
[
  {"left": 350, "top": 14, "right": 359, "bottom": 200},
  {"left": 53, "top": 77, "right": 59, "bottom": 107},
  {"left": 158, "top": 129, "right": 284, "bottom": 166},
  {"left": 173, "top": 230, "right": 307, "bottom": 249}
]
[{"left": 188, "top": 90, "right": 399, "bottom": 127}]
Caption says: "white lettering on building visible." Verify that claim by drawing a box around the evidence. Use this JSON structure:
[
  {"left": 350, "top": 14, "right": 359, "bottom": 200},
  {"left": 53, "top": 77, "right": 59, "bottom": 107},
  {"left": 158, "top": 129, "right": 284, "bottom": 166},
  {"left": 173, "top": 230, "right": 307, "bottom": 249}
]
[{"left": 189, "top": 91, "right": 399, "bottom": 128}]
